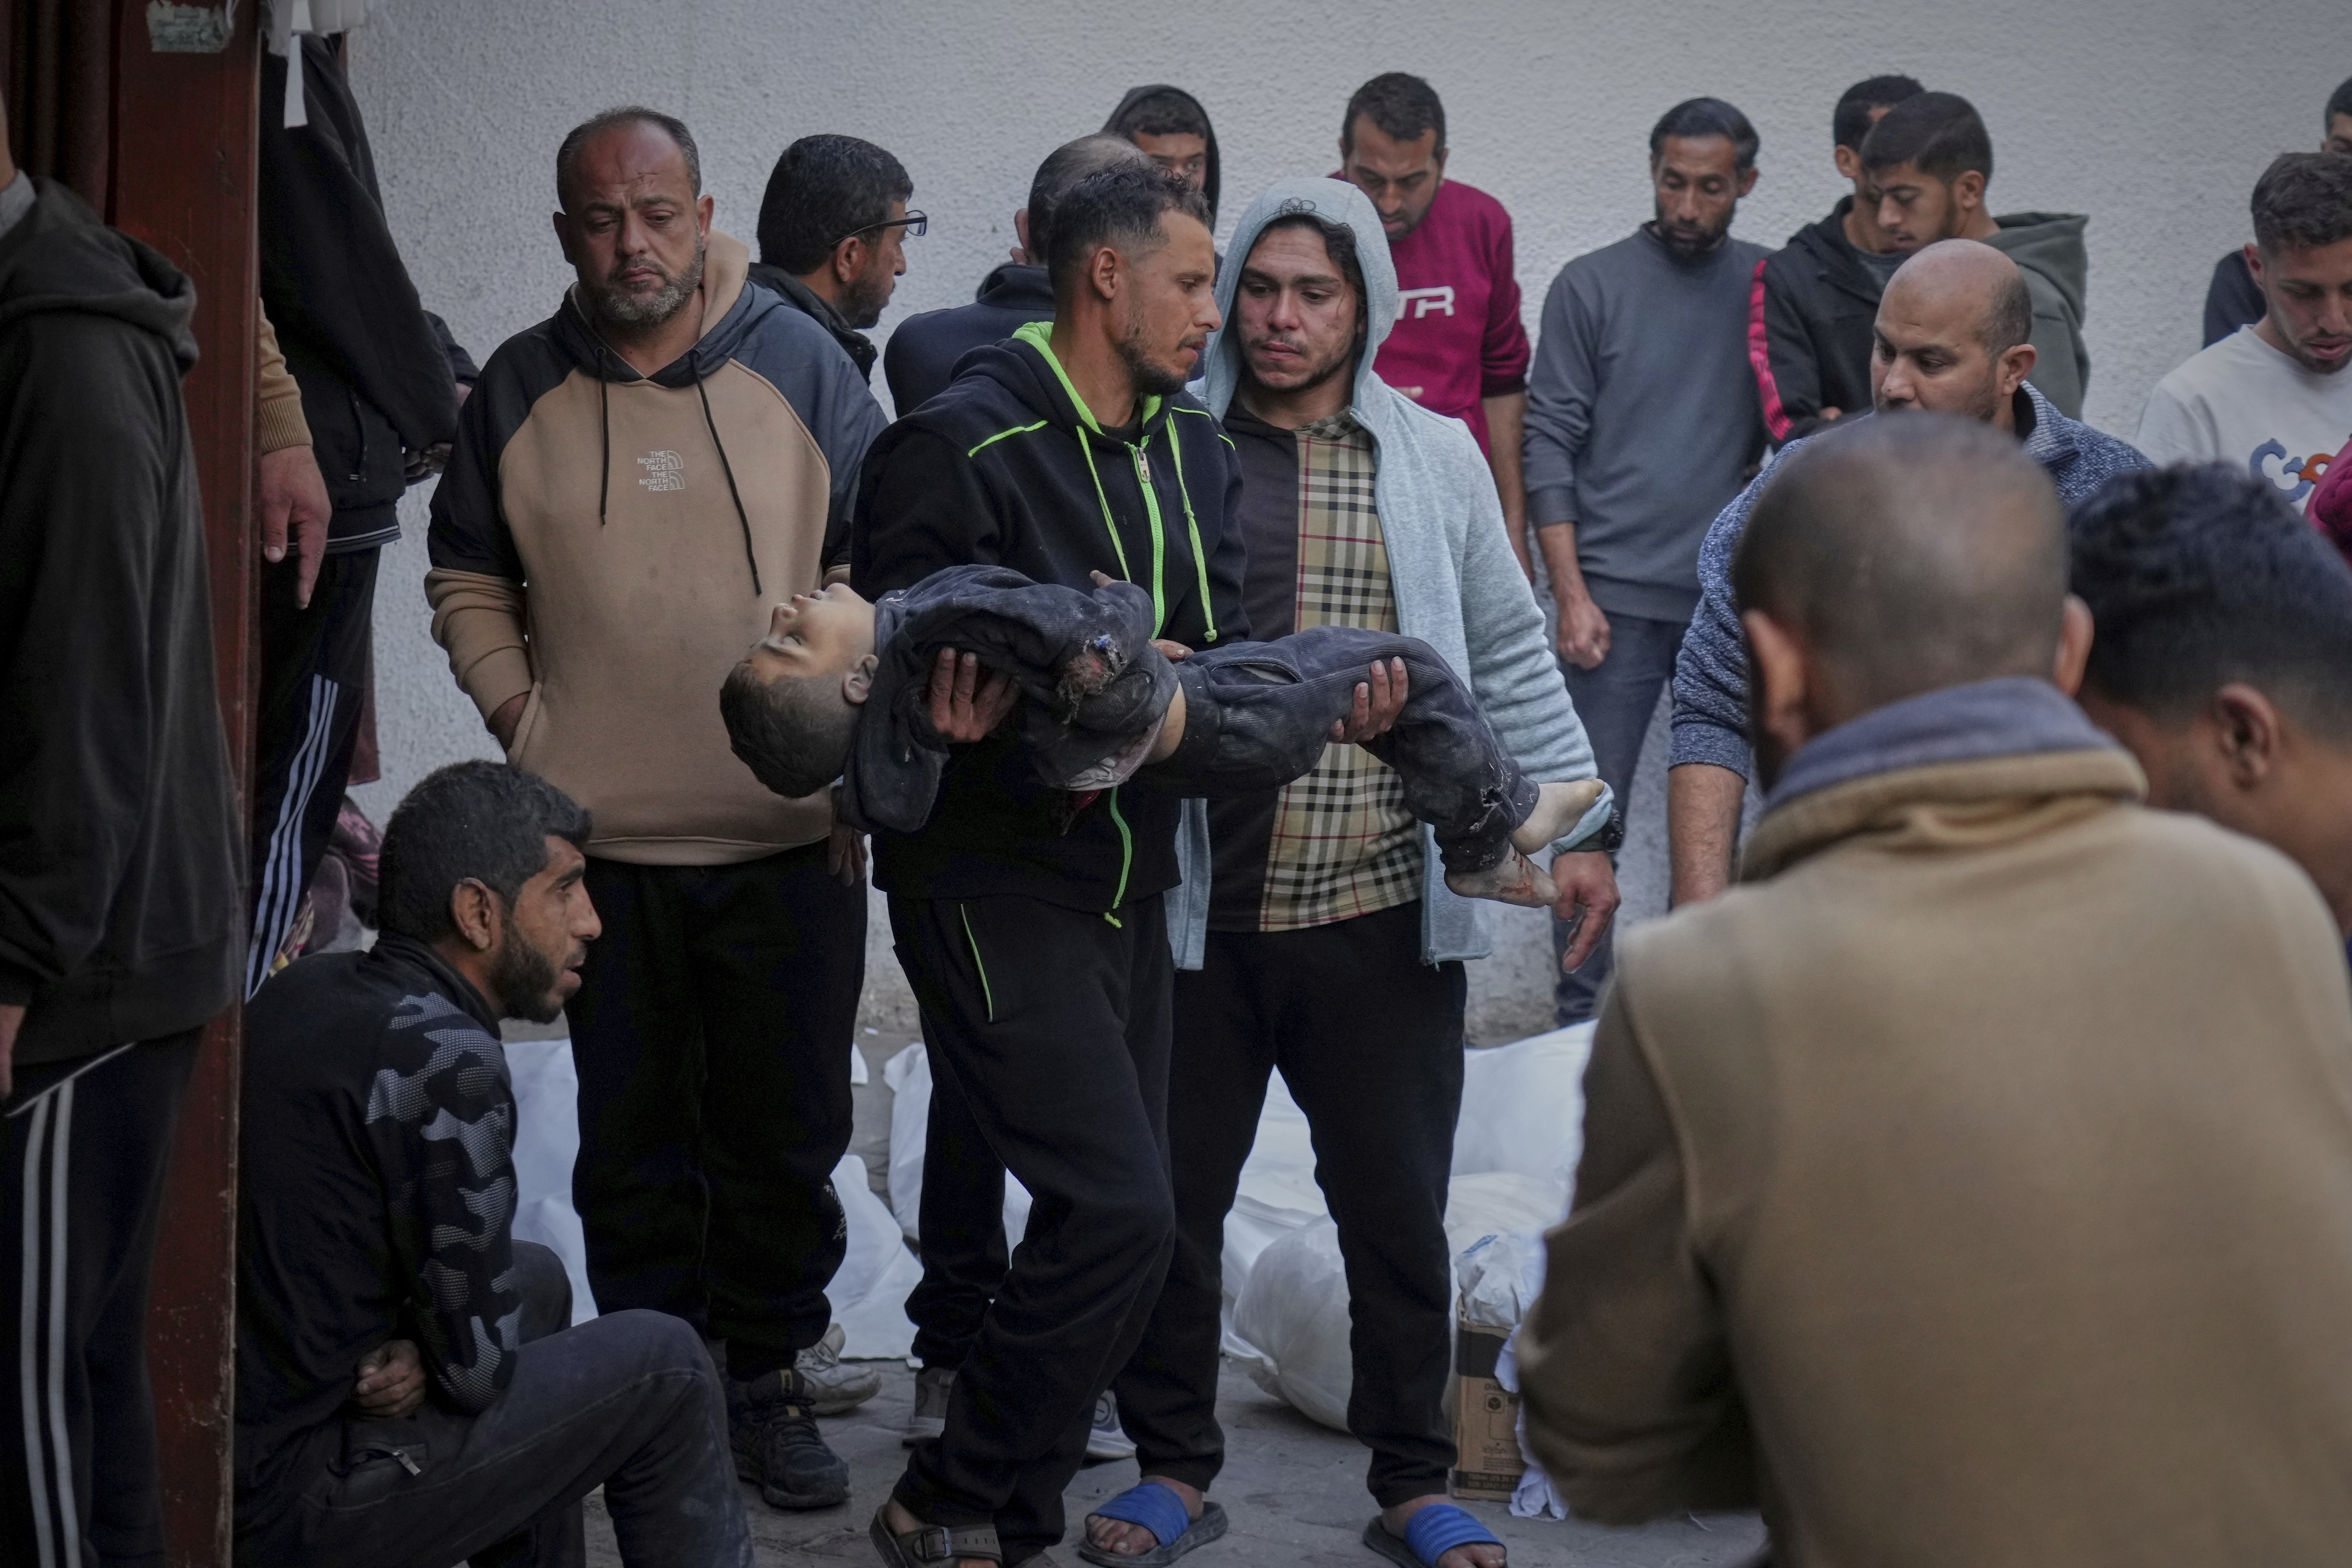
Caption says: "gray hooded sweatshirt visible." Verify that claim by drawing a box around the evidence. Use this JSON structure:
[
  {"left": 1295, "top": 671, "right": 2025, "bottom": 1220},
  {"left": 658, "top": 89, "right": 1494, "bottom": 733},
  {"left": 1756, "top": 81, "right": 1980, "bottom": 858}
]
[
  {"left": 1986, "top": 211, "right": 2092, "bottom": 418},
  {"left": 1166, "top": 177, "right": 1608, "bottom": 967}
]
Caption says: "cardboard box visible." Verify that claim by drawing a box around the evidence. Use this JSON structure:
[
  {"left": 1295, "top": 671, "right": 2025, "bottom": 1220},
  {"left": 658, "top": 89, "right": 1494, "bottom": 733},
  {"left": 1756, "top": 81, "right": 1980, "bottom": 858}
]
[{"left": 1450, "top": 1319, "right": 1525, "bottom": 1501}]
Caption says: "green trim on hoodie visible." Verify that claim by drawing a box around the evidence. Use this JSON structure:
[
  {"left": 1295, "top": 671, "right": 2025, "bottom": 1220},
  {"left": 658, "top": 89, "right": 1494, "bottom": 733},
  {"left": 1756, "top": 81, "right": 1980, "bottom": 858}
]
[{"left": 1011, "top": 319, "right": 1172, "bottom": 635}]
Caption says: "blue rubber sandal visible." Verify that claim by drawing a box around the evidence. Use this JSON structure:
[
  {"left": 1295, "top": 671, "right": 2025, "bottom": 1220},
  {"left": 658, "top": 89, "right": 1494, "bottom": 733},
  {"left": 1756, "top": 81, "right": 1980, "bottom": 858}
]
[
  {"left": 1074, "top": 1481, "right": 1229, "bottom": 1567},
  {"left": 1361, "top": 1504, "right": 1505, "bottom": 1568}
]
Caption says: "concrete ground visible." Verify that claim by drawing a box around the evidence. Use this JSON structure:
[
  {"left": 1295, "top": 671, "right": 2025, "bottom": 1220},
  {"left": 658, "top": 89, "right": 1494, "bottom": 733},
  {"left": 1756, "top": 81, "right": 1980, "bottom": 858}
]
[{"left": 583, "top": 1358, "right": 1762, "bottom": 1566}]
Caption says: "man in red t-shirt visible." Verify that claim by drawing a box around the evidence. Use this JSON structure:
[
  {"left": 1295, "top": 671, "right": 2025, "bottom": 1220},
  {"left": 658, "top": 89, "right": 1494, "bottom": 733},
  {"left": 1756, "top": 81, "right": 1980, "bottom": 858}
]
[{"left": 1339, "top": 73, "right": 1535, "bottom": 576}]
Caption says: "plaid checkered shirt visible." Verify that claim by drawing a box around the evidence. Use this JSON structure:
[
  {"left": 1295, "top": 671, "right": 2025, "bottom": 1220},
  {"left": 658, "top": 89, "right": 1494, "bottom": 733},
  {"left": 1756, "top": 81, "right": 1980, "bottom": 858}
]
[{"left": 1253, "top": 413, "right": 1422, "bottom": 931}]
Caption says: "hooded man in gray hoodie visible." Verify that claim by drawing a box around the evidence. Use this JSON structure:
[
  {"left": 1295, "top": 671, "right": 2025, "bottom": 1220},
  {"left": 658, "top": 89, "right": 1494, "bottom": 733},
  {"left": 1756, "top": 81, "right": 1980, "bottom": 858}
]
[
  {"left": 1860, "top": 91, "right": 2092, "bottom": 417},
  {"left": 1089, "top": 178, "right": 1616, "bottom": 1568}
]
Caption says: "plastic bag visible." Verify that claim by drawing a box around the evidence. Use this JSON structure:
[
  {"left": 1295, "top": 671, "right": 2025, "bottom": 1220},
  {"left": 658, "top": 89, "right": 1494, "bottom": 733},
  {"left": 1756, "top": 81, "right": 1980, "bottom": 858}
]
[
  {"left": 827, "top": 1154, "right": 925, "bottom": 1360},
  {"left": 881, "top": 1042, "right": 1031, "bottom": 1248}
]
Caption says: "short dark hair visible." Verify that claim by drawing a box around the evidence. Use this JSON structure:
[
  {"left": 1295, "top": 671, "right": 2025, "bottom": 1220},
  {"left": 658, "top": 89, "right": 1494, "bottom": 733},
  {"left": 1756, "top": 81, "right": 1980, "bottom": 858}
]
[
  {"left": 2251, "top": 152, "right": 2352, "bottom": 256},
  {"left": 1027, "top": 134, "right": 1149, "bottom": 264},
  {"left": 1860, "top": 90, "right": 1992, "bottom": 183},
  {"left": 2327, "top": 73, "right": 2352, "bottom": 127},
  {"left": 1982, "top": 263, "right": 2036, "bottom": 355},
  {"left": 377, "top": 762, "right": 592, "bottom": 944},
  {"left": 720, "top": 662, "right": 859, "bottom": 801},
  {"left": 757, "top": 134, "right": 913, "bottom": 275},
  {"left": 2069, "top": 465, "right": 2352, "bottom": 742},
  {"left": 1044, "top": 163, "right": 1210, "bottom": 299},
  {"left": 1648, "top": 96, "right": 1760, "bottom": 173},
  {"left": 1342, "top": 72, "right": 1445, "bottom": 153},
  {"left": 1833, "top": 74, "right": 1924, "bottom": 152},
  {"left": 1110, "top": 88, "right": 1208, "bottom": 143},
  {"left": 557, "top": 105, "right": 700, "bottom": 211}
]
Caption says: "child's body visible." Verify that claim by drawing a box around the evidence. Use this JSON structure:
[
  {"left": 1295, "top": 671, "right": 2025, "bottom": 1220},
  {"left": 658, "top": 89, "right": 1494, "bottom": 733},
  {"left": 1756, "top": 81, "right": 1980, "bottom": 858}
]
[{"left": 720, "top": 565, "right": 1614, "bottom": 907}]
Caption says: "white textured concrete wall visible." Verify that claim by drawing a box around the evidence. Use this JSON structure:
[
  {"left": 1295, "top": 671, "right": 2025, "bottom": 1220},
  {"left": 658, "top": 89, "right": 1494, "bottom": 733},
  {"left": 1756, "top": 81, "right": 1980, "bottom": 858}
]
[{"left": 344, "top": 0, "right": 2345, "bottom": 1035}]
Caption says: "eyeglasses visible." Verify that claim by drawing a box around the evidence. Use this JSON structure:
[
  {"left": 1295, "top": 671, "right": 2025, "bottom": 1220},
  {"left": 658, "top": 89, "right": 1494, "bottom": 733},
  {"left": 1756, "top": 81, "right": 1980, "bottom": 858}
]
[{"left": 836, "top": 210, "right": 927, "bottom": 246}]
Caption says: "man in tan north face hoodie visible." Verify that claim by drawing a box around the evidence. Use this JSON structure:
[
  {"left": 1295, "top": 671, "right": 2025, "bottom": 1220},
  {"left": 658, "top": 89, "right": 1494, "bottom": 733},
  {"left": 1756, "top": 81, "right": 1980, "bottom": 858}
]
[
  {"left": 425, "top": 106, "right": 887, "bottom": 1512},
  {"left": 1518, "top": 414, "right": 2352, "bottom": 1565}
]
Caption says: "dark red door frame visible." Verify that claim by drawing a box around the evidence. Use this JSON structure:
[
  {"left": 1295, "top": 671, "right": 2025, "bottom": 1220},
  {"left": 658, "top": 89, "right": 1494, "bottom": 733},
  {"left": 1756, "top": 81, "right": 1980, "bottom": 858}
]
[{"left": 4, "top": 4, "right": 257, "bottom": 1564}]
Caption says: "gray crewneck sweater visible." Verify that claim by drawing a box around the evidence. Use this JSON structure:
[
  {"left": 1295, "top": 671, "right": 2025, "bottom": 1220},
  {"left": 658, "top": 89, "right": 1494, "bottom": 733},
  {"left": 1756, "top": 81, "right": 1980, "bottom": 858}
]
[{"left": 1523, "top": 224, "right": 1768, "bottom": 622}]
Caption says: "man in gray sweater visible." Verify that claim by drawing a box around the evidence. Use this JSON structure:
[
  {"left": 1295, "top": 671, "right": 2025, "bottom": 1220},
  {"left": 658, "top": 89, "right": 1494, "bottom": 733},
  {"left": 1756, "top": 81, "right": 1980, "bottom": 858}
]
[{"left": 1523, "top": 97, "right": 1768, "bottom": 1026}]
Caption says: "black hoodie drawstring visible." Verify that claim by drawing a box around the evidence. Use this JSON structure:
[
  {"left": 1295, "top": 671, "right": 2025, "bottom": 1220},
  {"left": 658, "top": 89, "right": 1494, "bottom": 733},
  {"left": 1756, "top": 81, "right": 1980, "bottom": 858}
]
[
  {"left": 694, "top": 372, "right": 761, "bottom": 597},
  {"left": 597, "top": 374, "right": 612, "bottom": 526}
]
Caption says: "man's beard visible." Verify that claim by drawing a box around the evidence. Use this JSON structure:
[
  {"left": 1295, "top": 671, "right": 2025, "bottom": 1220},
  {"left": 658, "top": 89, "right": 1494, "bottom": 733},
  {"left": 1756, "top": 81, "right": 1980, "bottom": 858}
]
[
  {"left": 1114, "top": 310, "right": 1194, "bottom": 399},
  {"left": 1651, "top": 209, "right": 1733, "bottom": 258},
  {"left": 488, "top": 935, "right": 568, "bottom": 1024},
  {"left": 1244, "top": 333, "right": 1356, "bottom": 400},
  {"left": 840, "top": 267, "right": 892, "bottom": 330},
  {"left": 585, "top": 239, "right": 705, "bottom": 332}
]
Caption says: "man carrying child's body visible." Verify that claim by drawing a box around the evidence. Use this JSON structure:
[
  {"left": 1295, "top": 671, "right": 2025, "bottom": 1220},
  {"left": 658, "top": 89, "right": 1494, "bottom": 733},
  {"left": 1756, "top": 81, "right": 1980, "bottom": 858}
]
[{"left": 721, "top": 569, "right": 1613, "bottom": 907}]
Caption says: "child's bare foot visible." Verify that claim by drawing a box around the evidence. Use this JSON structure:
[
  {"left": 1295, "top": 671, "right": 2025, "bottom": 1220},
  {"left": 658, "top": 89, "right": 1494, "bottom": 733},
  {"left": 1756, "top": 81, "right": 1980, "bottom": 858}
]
[
  {"left": 1445, "top": 848, "right": 1558, "bottom": 908},
  {"left": 1509, "top": 778, "right": 1607, "bottom": 855}
]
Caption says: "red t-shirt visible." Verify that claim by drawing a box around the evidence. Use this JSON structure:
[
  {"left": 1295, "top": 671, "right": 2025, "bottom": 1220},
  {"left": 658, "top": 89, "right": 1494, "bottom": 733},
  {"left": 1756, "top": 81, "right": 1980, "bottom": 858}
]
[{"left": 1365, "top": 178, "right": 1531, "bottom": 455}]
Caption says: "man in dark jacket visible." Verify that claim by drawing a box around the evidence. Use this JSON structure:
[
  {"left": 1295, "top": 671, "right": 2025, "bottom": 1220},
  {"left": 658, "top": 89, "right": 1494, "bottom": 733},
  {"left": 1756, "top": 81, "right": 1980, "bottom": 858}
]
[
  {"left": 1751, "top": 74, "right": 1922, "bottom": 444},
  {"left": 883, "top": 133, "right": 1146, "bottom": 416},
  {"left": 252, "top": 34, "right": 464, "bottom": 993},
  {"left": 2201, "top": 77, "right": 2352, "bottom": 345},
  {"left": 0, "top": 127, "right": 243, "bottom": 1567},
  {"left": 750, "top": 134, "right": 917, "bottom": 383},
  {"left": 853, "top": 162, "right": 1242, "bottom": 1568},
  {"left": 236, "top": 761, "right": 750, "bottom": 1568}
]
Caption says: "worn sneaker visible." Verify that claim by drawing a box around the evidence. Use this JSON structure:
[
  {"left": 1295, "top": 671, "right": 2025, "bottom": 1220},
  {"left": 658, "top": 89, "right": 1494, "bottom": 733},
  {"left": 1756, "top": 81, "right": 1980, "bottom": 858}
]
[
  {"left": 1085, "top": 1389, "right": 1136, "bottom": 1462},
  {"left": 902, "top": 1363, "right": 955, "bottom": 1446},
  {"left": 796, "top": 1323, "right": 882, "bottom": 1416},
  {"left": 728, "top": 1368, "right": 850, "bottom": 1509}
]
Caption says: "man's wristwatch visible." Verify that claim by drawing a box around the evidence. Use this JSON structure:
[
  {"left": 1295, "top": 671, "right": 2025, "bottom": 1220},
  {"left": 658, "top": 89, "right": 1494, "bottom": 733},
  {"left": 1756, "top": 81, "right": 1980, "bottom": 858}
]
[{"left": 1573, "top": 803, "right": 1625, "bottom": 855}]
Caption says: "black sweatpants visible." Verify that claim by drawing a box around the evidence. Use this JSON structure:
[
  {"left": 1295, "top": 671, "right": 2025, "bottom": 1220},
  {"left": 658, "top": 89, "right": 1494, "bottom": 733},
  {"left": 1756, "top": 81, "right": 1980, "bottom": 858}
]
[
  {"left": 234, "top": 1245, "right": 749, "bottom": 1568},
  {"left": 247, "top": 546, "right": 378, "bottom": 998},
  {"left": 888, "top": 892, "right": 1175, "bottom": 1564},
  {"left": 1113, "top": 900, "right": 1467, "bottom": 1506},
  {"left": 565, "top": 843, "right": 864, "bottom": 1379},
  {"left": 1155, "top": 630, "right": 1538, "bottom": 875},
  {"left": 1, "top": 1031, "right": 201, "bottom": 1568}
]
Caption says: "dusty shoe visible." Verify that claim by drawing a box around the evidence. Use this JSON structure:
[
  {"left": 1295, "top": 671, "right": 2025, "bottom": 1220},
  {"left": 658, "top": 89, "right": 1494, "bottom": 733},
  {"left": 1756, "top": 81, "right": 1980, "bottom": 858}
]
[
  {"left": 796, "top": 1323, "right": 882, "bottom": 1416},
  {"left": 903, "top": 1364, "right": 955, "bottom": 1446},
  {"left": 728, "top": 1368, "right": 849, "bottom": 1509},
  {"left": 1084, "top": 1389, "right": 1136, "bottom": 1462},
  {"left": 1510, "top": 777, "right": 1610, "bottom": 855},
  {"left": 1445, "top": 848, "right": 1559, "bottom": 909}
]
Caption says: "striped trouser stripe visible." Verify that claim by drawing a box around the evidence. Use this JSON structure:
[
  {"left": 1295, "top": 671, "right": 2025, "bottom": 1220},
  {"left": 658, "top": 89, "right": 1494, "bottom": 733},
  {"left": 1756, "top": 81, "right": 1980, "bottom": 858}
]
[
  {"left": 245, "top": 673, "right": 341, "bottom": 996},
  {"left": 13, "top": 1069, "right": 85, "bottom": 1568}
]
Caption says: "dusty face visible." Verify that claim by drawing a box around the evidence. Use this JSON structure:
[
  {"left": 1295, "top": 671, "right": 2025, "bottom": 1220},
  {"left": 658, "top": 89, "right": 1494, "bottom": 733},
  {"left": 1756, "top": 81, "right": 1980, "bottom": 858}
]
[
  {"left": 745, "top": 584, "right": 878, "bottom": 689},
  {"left": 489, "top": 835, "right": 599, "bottom": 1023},
  {"left": 1131, "top": 131, "right": 1208, "bottom": 192},
  {"left": 1114, "top": 211, "right": 1222, "bottom": 397},
  {"left": 1235, "top": 223, "right": 1362, "bottom": 397},
  {"left": 2250, "top": 234, "right": 2352, "bottom": 374},
  {"left": 1650, "top": 134, "right": 1753, "bottom": 256},
  {"left": 1870, "top": 160, "right": 1967, "bottom": 252},
  {"left": 1341, "top": 117, "right": 1445, "bottom": 241},
  {"left": 556, "top": 121, "right": 712, "bottom": 331},
  {"left": 1872, "top": 281, "right": 2015, "bottom": 421}
]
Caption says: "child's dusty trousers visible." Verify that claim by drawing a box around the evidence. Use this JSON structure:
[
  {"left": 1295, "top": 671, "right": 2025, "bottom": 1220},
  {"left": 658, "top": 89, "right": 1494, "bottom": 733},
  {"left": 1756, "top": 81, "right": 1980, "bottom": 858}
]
[{"left": 1151, "top": 628, "right": 1538, "bottom": 874}]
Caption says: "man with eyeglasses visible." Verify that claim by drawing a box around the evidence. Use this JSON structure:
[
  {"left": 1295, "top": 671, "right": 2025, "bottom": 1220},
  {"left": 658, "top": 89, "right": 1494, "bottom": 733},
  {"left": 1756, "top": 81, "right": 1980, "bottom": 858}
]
[{"left": 753, "top": 134, "right": 922, "bottom": 383}]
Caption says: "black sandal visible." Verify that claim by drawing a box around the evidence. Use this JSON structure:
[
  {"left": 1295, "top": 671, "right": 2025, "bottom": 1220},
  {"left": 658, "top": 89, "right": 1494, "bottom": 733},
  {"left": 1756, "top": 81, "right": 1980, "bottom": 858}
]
[{"left": 871, "top": 1505, "right": 1004, "bottom": 1566}]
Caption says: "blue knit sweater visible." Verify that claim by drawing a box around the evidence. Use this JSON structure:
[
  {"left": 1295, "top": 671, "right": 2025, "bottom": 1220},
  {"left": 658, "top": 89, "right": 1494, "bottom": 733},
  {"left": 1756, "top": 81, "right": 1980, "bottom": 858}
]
[{"left": 1668, "top": 384, "right": 2151, "bottom": 778}]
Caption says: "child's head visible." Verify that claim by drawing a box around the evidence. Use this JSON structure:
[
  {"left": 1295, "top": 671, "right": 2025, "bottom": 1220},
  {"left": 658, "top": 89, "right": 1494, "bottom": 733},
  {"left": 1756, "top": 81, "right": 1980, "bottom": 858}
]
[{"left": 720, "top": 584, "right": 880, "bottom": 799}]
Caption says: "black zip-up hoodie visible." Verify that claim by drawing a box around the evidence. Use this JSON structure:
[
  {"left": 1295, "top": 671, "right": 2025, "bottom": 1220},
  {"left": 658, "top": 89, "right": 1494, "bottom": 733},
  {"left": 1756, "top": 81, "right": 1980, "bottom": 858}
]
[
  {"left": 0, "top": 180, "right": 243, "bottom": 1068},
  {"left": 851, "top": 323, "right": 1245, "bottom": 912},
  {"left": 1752, "top": 196, "right": 1887, "bottom": 445}
]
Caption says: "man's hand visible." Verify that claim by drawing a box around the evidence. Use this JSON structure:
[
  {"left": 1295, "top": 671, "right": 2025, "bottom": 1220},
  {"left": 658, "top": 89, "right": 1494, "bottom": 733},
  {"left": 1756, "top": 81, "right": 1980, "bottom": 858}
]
[
  {"left": 826, "top": 820, "right": 867, "bottom": 887},
  {"left": 352, "top": 1339, "right": 426, "bottom": 1419},
  {"left": 257, "top": 445, "right": 331, "bottom": 610},
  {"left": 927, "top": 648, "right": 1019, "bottom": 742},
  {"left": 1149, "top": 639, "right": 1191, "bottom": 662},
  {"left": 1667, "top": 763, "right": 1746, "bottom": 906},
  {"left": 1556, "top": 592, "right": 1611, "bottom": 670},
  {"left": 1550, "top": 851, "right": 1621, "bottom": 973},
  {"left": 1331, "top": 658, "right": 1408, "bottom": 744},
  {"left": 0, "top": 1003, "right": 23, "bottom": 1102},
  {"left": 487, "top": 693, "right": 527, "bottom": 750}
]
